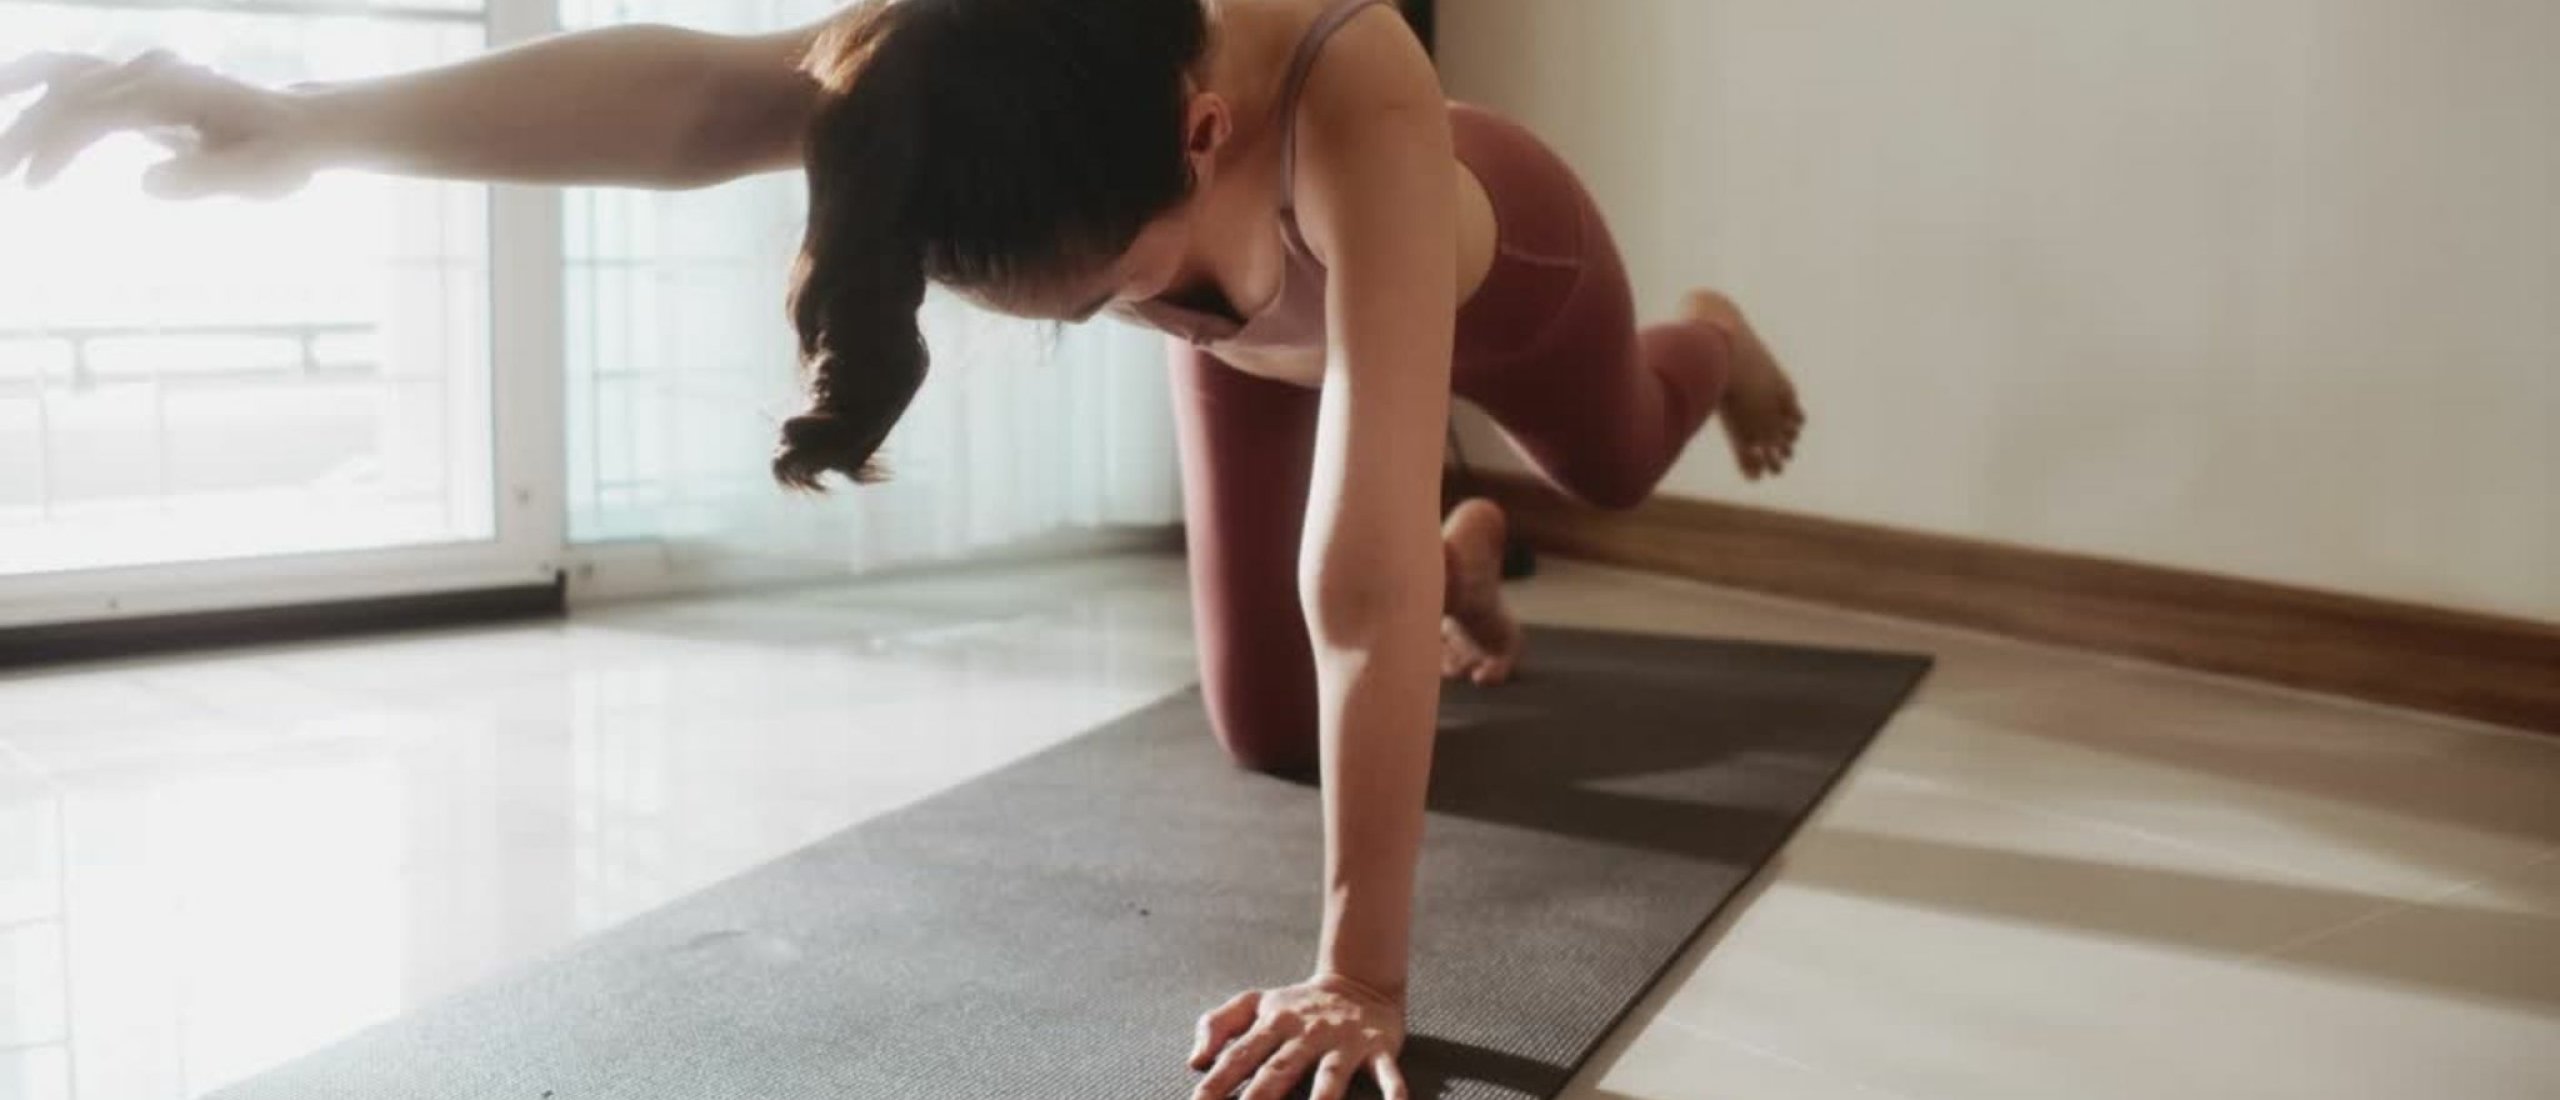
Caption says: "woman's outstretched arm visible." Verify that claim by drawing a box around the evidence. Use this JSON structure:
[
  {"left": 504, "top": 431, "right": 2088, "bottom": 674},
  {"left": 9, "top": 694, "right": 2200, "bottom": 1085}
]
[
  {"left": 0, "top": 16, "right": 838, "bottom": 197},
  {"left": 292, "top": 22, "right": 826, "bottom": 186}
]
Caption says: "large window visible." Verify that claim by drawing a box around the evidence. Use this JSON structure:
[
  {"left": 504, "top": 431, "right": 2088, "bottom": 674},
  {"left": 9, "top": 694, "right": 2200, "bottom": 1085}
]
[
  {"left": 560, "top": 0, "right": 813, "bottom": 545},
  {"left": 0, "top": 0, "right": 1180, "bottom": 627},
  {"left": 556, "top": 0, "right": 1179, "bottom": 578},
  {"left": 0, "top": 0, "right": 499, "bottom": 579}
]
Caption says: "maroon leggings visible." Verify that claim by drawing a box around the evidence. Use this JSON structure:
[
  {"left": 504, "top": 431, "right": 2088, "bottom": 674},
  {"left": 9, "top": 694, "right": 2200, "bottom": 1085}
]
[{"left": 1171, "top": 104, "right": 1735, "bottom": 775}]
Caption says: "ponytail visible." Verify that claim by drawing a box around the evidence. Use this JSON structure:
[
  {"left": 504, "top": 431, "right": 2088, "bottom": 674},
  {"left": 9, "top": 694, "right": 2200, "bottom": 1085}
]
[
  {"left": 775, "top": 1, "right": 930, "bottom": 492},
  {"left": 773, "top": 0, "right": 1210, "bottom": 490}
]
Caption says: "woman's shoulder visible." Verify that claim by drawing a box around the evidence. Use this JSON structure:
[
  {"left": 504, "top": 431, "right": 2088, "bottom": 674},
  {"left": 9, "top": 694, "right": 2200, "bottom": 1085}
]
[
  {"left": 1284, "top": 0, "right": 1441, "bottom": 118},
  {"left": 1235, "top": 0, "right": 1427, "bottom": 89}
]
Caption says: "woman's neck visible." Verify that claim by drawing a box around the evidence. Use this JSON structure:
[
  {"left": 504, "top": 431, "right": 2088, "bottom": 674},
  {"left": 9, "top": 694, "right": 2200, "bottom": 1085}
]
[
  {"left": 1197, "top": 0, "right": 1299, "bottom": 152},
  {"left": 1166, "top": 0, "right": 1321, "bottom": 317}
]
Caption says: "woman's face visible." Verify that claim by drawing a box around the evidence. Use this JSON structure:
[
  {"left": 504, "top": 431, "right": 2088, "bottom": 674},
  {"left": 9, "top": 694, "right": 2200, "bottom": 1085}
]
[
  {"left": 960, "top": 204, "right": 1196, "bottom": 324},
  {"left": 957, "top": 86, "right": 1226, "bottom": 324}
]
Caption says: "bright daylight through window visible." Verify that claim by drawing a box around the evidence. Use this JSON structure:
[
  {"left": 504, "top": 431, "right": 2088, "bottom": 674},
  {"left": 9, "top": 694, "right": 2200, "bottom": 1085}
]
[{"left": 0, "top": 0, "right": 494, "bottom": 578}]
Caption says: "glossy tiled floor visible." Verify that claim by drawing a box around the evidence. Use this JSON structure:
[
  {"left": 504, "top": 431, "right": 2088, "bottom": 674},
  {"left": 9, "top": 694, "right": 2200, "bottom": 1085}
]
[{"left": 2, "top": 551, "right": 2554, "bottom": 1099}]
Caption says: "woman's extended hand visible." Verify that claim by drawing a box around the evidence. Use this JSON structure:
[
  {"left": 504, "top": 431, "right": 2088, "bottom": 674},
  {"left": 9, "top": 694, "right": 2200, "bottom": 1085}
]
[
  {"left": 0, "top": 49, "right": 315, "bottom": 199},
  {"left": 1190, "top": 974, "right": 1412, "bottom": 1100}
]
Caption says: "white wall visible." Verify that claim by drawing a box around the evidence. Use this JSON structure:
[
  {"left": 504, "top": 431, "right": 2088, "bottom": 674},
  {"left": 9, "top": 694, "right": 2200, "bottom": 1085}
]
[{"left": 1441, "top": 0, "right": 2557, "bottom": 622}]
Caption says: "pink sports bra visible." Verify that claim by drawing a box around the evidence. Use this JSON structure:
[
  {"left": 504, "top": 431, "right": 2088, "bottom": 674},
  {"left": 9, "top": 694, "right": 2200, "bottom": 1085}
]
[{"left": 1112, "top": 0, "right": 1392, "bottom": 351}]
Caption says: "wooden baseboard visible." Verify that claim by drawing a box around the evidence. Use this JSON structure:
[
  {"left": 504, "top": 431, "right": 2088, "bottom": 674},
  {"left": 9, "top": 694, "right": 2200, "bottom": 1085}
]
[
  {"left": 1471, "top": 473, "right": 2560, "bottom": 733},
  {"left": 0, "top": 577, "right": 566, "bottom": 673}
]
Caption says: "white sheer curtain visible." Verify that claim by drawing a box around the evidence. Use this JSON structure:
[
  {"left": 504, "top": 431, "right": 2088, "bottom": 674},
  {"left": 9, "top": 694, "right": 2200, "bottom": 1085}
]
[{"left": 561, "top": 0, "right": 1179, "bottom": 590}]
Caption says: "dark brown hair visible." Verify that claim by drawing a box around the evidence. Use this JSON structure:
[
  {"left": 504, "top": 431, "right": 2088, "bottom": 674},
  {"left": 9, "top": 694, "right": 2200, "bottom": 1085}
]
[{"left": 775, "top": 0, "right": 1210, "bottom": 491}]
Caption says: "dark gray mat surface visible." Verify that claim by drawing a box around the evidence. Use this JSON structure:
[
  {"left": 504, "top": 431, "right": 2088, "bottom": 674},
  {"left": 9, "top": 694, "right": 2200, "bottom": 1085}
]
[{"left": 216, "top": 626, "right": 1928, "bottom": 1100}]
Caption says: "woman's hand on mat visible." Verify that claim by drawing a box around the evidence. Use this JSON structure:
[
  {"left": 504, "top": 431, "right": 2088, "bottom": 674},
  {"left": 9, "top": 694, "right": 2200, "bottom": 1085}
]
[
  {"left": 0, "top": 49, "right": 315, "bottom": 198},
  {"left": 1189, "top": 973, "right": 1410, "bottom": 1100}
]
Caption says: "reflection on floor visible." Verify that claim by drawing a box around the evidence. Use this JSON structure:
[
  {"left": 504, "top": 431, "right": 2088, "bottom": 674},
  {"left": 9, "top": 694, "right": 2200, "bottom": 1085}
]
[{"left": 2, "top": 551, "right": 2553, "bottom": 1099}]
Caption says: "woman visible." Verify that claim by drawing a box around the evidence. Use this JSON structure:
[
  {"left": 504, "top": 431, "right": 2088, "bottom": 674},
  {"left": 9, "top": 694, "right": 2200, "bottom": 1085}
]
[{"left": 1, "top": 2, "right": 1802, "bottom": 1097}]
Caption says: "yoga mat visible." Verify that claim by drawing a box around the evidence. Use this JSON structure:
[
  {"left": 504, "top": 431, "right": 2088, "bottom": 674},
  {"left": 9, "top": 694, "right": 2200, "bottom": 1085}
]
[{"left": 216, "top": 626, "right": 1929, "bottom": 1099}]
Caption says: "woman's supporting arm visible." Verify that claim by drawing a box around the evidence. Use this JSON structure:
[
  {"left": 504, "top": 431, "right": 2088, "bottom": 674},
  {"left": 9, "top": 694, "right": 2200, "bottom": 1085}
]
[
  {"left": 1184, "top": 17, "right": 1450, "bottom": 1100},
  {"left": 1290, "top": 8, "right": 1459, "bottom": 1014}
]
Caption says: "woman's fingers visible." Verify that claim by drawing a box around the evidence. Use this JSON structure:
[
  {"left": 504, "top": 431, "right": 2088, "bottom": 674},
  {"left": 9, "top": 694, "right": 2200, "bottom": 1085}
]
[
  {"left": 1189, "top": 981, "right": 1407, "bottom": 1100},
  {"left": 1373, "top": 1051, "right": 1413, "bottom": 1100},
  {"left": 27, "top": 51, "right": 189, "bottom": 186},
  {"left": 1305, "top": 1052, "right": 1358, "bottom": 1100},
  {"left": 1191, "top": 990, "right": 1261, "bottom": 1070},
  {"left": 0, "top": 51, "right": 106, "bottom": 97},
  {"left": 25, "top": 82, "right": 173, "bottom": 187},
  {"left": 0, "top": 50, "right": 178, "bottom": 184},
  {"left": 142, "top": 142, "right": 281, "bottom": 200},
  {"left": 0, "top": 55, "right": 113, "bottom": 175},
  {"left": 1238, "top": 1038, "right": 1319, "bottom": 1100},
  {"left": 1192, "top": 1022, "right": 1287, "bottom": 1100}
]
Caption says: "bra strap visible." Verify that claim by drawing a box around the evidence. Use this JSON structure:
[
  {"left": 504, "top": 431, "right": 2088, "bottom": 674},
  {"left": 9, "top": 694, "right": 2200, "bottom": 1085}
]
[{"left": 1276, "top": 0, "right": 1395, "bottom": 214}]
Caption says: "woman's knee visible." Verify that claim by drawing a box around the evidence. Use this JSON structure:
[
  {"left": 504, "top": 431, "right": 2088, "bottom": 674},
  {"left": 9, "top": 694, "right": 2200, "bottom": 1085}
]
[
  {"left": 1553, "top": 455, "right": 1660, "bottom": 512},
  {"left": 1209, "top": 710, "right": 1318, "bottom": 778},
  {"left": 1200, "top": 664, "right": 1319, "bottom": 778}
]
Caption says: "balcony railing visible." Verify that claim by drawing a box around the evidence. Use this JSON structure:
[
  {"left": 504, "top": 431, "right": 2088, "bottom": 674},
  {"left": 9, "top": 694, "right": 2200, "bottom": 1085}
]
[{"left": 0, "top": 321, "right": 383, "bottom": 392}]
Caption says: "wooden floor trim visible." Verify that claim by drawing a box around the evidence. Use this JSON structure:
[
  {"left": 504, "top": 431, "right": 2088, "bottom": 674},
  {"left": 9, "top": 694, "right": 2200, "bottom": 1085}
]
[
  {"left": 0, "top": 577, "right": 566, "bottom": 674},
  {"left": 1473, "top": 474, "right": 2560, "bottom": 733}
]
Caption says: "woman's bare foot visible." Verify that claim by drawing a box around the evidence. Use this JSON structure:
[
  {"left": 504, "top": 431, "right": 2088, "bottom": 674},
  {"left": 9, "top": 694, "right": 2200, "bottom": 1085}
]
[
  {"left": 1687, "top": 289, "right": 1806, "bottom": 481},
  {"left": 1440, "top": 498, "right": 1523, "bottom": 686}
]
